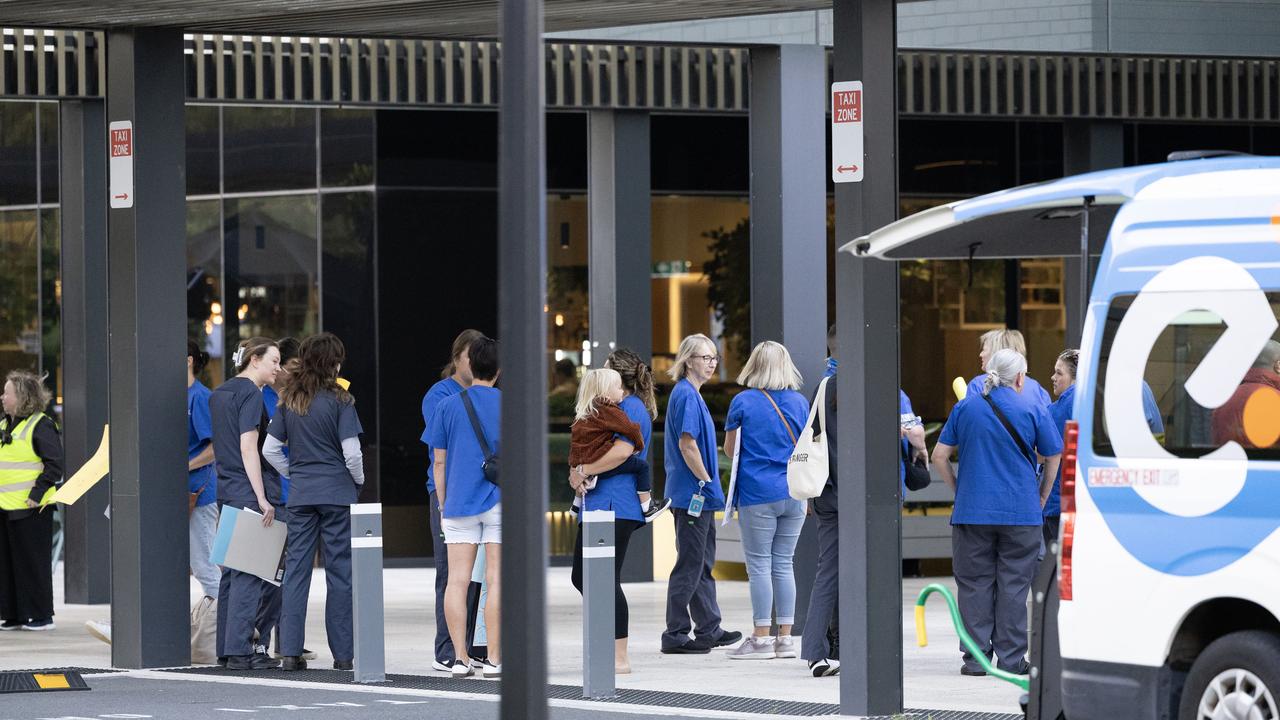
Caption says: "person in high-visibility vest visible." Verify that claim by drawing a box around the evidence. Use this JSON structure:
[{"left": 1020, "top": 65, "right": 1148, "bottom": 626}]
[{"left": 0, "top": 370, "right": 63, "bottom": 632}]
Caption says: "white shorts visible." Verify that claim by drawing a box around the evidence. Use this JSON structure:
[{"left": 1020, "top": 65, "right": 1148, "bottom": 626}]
[{"left": 443, "top": 504, "right": 502, "bottom": 545}]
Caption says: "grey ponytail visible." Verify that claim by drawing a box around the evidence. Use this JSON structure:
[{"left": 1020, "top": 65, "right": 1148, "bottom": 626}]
[{"left": 983, "top": 348, "right": 1027, "bottom": 396}]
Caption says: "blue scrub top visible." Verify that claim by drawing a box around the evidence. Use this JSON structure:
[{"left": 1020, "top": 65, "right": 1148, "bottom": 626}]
[
  {"left": 939, "top": 385, "right": 1063, "bottom": 526},
  {"left": 583, "top": 394, "right": 650, "bottom": 522},
  {"left": 663, "top": 379, "right": 724, "bottom": 512},
  {"left": 267, "top": 391, "right": 364, "bottom": 507},
  {"left": 1044, "top": 383, "right": 1076, "bottom": 517},
  {"left": 188, "top": 380, "right": 217, "bottom": 507},
  {"left": 824, "top": 357, "right": 838, "bottom": 378},
  {"left": 420, "top": 377, "right": 464, "bottom": 494},
  {"left": 724, "top": 388, "right": 807, "bottom": 508},
  {"left": 967, "top": 373, "right": 1052, "bottom": 407},
  {"left": 898, "top": 389, "right": 914, "bottom": 495},
  {"left": 262, "top": 384, "right": 290, "bottom": 502},
  {"left": 209, "top": 376, "right": 282, "bottom": 506},
  {"left": 427, "top": 386, "right": 501, "bottom": 518}
]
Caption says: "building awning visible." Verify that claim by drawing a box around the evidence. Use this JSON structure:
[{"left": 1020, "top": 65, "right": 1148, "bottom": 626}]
[{"left": 840, "top": 155, "right": 1280, "bottom": 261}]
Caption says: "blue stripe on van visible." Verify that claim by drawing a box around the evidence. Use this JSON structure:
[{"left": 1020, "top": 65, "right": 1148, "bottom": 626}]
[{"left": 1123, "top": 216, "right": 1275, "bottom": 232}]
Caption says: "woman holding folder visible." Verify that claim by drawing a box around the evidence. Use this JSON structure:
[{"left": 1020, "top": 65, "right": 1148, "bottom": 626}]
[
  {"left": 263, "top": 333, "right": 364, "bottom": 671},
  {"left": 210, "top": 337, "right": 283, "bottom": 671}
]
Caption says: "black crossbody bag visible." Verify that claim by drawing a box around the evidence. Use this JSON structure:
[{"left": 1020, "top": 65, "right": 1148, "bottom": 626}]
[
  {"left": 981, "top": 392, "right": 1038, "bottom": 471},
  {"left": 460, "top": 389, "right": 500, "bottom": 486}
]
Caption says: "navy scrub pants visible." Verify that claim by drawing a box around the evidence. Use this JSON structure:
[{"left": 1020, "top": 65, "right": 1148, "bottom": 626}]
[
  {"left": 216, "top": 502, "right": 287, "bottom": 658},
  {"left": 801, "top": 482, "right": 839, "bottom": 663},
  {"left": 279, "top": 503, "right": 353, "bottom": 662},
  {"left": 951, "top": 523, "right": 1041, "bottom": 672},
  {"left": 428, "top": 492, "right": 455, "bottom": 664},
  {"left": 662, "top": 508, "right": 724, "bottom": 649}
]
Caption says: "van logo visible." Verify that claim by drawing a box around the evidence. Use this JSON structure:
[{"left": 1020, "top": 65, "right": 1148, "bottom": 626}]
[{"left": 1093, "top": 255, "right": 1278, "bottom": 576}]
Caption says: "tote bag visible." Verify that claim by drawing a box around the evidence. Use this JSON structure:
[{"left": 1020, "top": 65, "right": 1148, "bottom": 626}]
[{"left": 787, "top": 377, "right": 830, "bottom": 500}]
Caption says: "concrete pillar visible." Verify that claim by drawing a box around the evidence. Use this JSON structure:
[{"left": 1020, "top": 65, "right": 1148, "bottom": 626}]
[
  {"left": 60, "top": 100, "right": 111, "bottom": 605},
  {"left": 833, "top": 0, "right": 904, "bottom": 714},
  {"left": 587, "top": 110, "right": 654, "bottom": 583},
  {"left": 748, "top": 45, "right": 828, "bottom": 391},
  {"left": 105, "top": 28, "right": 190, "bottom": 668}
]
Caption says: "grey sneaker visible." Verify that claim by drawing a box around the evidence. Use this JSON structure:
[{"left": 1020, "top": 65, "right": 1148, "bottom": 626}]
[
  {"left": 728, "top": 635, "right": 776, "bottom": 660},
  {"left": 774, "top": 635, "right": 797, "bottom": 659}
]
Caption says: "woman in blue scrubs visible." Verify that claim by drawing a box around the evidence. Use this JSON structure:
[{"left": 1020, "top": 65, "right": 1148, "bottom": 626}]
[
  {"left": 263, "top": 333, "right": 364, "bottom": 671},
  {"left": 932, "top": 349, "right": 1062, "bottom": 677},
  {"left": 568, "top": 348, "right": 656, "bottom": 674},
  {"left": 1045, "top": 349, "right": 1079, "bottom": 547}
]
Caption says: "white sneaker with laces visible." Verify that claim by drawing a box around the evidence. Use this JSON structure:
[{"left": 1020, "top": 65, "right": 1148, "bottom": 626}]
[
  {"left": 728, "top": 635, "right": 776, "bottom": 660},
  {"left": 774, "top": 635, "right": 797, "bottom": 659},
  {"left": 480, "top": 660, "right": 502, "bottom": 679},
  {"left": 431, "top": 659, "right": 452, "bottom": 672},
  {"left": 451, "top": 660, "right": 474, "bottom": 678}
]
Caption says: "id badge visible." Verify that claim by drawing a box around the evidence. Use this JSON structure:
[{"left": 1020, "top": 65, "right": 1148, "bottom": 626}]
[{"left": 688, "top": 493, "right": 706, "bottom": 517}]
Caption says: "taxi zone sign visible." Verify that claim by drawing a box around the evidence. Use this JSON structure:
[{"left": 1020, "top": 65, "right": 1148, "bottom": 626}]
[{"left": 830, "top": 81, "right": 864, "bottom": 183}]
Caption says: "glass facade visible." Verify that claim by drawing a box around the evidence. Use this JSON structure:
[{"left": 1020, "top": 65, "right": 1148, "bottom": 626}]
[{"left": 5, "top": 95, "right": 1276, "bottom": 558}]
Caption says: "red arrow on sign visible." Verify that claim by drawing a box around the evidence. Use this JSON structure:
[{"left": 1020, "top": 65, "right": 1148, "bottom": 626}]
[
  {"left": 114, "top": 193, "right": 129, "bottom": 200},
  {"left": 836, "top": 165, "right": 859, "bottom": 174}
]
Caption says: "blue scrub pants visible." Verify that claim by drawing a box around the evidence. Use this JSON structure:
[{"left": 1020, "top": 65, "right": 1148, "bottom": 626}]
[
  {"left": 662, "top": 508, "right": 724, "bottom": 649},
  {"left": 801, "top": 482, "right": 839, "bottom": 663},
  {"left": 279, "top": 504, "right": 353, "bottom": 661},
  {"left": 429, "top": 492, "right": 455, "bottom": 664},
  {"left": 216, "top": 503, "right": 286, "bottom": 658}
]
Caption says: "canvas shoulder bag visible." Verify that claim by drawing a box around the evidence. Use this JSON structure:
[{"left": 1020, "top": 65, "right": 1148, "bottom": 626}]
[
  {"left": 786, "top": 378, "right": 830, "bottom": 500},
  {"left": 461, "top": 390, "right": 500, "bottom": 486}
]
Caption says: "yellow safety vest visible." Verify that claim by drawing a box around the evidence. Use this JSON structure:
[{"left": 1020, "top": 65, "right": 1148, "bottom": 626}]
[{"left": 0, "top": 413, "right": 54, "bottom": 511}]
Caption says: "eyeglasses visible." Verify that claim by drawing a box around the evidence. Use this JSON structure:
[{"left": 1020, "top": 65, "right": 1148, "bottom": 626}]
[{"left": 697, "top": 354, "right": 721, "bottom": 364}]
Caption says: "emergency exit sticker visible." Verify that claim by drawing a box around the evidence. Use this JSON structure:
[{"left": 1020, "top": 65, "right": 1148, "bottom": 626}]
[
  {"left": 109, "top": 121, "right": 134, "bottom": 209},
  {"left": 831, "top": 81, "right": 864, "bottom": 183}
]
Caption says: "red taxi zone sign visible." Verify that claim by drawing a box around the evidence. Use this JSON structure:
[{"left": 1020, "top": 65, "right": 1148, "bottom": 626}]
[
  {"left": 111, "top": 128, "right": 132, "bottom": 158},
  {"left": 833, "top": 90, "right": 862, "bottom": 124}
]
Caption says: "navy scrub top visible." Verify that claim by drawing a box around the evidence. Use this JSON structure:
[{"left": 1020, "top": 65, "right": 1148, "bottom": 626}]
[{"left": 267, "top": 390, "right": 364, "bottom": 508}]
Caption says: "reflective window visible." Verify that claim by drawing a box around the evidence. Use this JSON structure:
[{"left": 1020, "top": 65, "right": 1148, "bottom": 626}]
[
  {"left": 40, "top": 209, "right": 60, "bottom": 401},
  {"left": 0, "top": 104, "right": 37, "bottom": 206},
  {"left": 187, "top": 105, "right": 221, "bottom": 196},
  {"left": 321, "top": 109, "right": 374, "bottom": 187},
  {"left": 0, "top": 210, "right": 40, "bottom": 373},
  {"left": 376, "top": 110, "right": 496, "bottom": 188},
  {"left": 39, "top": 104, "right": 58, "bottom": 204},
  {"left": 223, "top": 195, "right": 319, "bottom": 350},
  {"left": 547, "top": 194, "right": 588, "bottom": 399},
  {"left": 223, "top": 107, "right": 317, "bottom": 193},
  {"left": 187, "top": 199, "right": 225, "bottom": 388}
]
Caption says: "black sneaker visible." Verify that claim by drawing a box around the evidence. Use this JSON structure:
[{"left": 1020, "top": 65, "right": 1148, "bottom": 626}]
[
  {"left": 333, "top": 659, "right": 354, "bottom": 670},
  {"left": 712, "top": 630, "right": 742, "bottom": 648},
  {"left": 1002, "top": 658, "right": 1031, "bottom": 675},
  {"left": 280, "top": 656, "right": 307, "bottom": 671},
  {"left": 217, "top": 656, "right": 228, "bottom": 668},
  {"left": 226, "top": 653, "right": 281, "bottom": 670},
  {"left": 0, "top": 619, "right": 25, "bottom": 631},
  {"left": 660, "top": 640, "right": 711, "bottom": 655},
  {"left": 22, "top": 618, "right": 56, "bottom": 631},
  {"left": 809, "top": 658, "right": 840, "bottom": 677},
  {"left": 960, "top": 665, "right": 987, "bottom": 676},
  {"left": 642, "top": 497, "right": 673, "bottom": 523}
]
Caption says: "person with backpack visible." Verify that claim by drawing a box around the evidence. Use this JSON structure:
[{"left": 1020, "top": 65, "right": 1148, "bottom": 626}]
[{"left": 931, "top": 348, "right": 1062, "bottom": 678}]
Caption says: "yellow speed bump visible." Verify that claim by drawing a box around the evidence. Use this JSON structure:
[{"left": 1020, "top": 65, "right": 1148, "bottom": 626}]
[{"left": 0, "top": 670, "right": 89, "bottom": 693}]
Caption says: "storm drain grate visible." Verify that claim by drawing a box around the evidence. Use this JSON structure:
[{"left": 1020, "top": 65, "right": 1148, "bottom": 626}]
[{"left": 160, "top": 666, "right": 1019, "bottom": 719}]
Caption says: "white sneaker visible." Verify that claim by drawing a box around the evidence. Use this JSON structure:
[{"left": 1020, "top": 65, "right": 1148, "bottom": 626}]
[
  {"left": 774, "top": 635, "right": 797, "bottom": 659},
  {"left": 85, "top": 620, "right": 112, "bottom": 645},
  {"left": 451, "top": 660, "right": 474, "bottom": 678},
  {"left": 431, "top": 659, "right": 452, "bottom": 672},
  {"left": 479, "top": 660, "right": 502, "bottom": 679},
  {"left": 809, "top": 658, "right": 840, "bottom": 677},
  {"left": 728, "top": 635, "right": 776, "bottom": 660}
]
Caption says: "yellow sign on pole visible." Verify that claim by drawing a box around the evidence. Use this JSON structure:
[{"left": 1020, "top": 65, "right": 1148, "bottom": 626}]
[{"left": 51, "top": 425, "right": 110, "bottom": 506}]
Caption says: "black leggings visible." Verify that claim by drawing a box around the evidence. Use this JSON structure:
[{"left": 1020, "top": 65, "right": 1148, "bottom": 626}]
[{"left": 570, "top": 518, "right": 644, "bottom": 640}]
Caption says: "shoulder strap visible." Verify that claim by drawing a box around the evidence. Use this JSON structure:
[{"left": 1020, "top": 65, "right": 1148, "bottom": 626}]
[
  {"left": 760, "top": 390, "right": 798, "bottom": 445},
  {"left": 981, "top": 392, "right": 1036, "bottom": 469},
  {"left": 460, "top": 390, "right": 494, "bottom": 459}
]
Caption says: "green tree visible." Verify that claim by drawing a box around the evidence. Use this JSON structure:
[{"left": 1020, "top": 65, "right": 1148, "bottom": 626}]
[{"left": 702, "top": 218, "right": 751, "bottom": 365}]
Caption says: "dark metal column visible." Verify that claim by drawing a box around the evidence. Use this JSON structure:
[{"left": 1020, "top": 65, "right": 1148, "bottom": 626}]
[
  {"left": 106, "top": 29, "right": 190, "bottom": 669},
  {"left": 60, "top": 100, "right": 112, "bottom": 605},
  {"left": 1062, "top": 121, "right": 1121, "bottom": 346},
  {"left": 587, "top": 109, "right": 654, "bottom": 583},
  {"left": 748, "top": 44, "right": 828, "bottom": 389},
  {"left": 833, "top": 0, "right": 903, "bottom": 715},
  {"left": 499, "top": 0, "right": 548, "bottom": 717}
]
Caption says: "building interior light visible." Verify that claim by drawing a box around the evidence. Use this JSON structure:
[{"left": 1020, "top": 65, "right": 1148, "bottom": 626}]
[
  {"left": 555, "top": 314, "right": 565, "bottom": 327},
  {"left": 237, "top": 304, "right": 249, "bottom": 321}
]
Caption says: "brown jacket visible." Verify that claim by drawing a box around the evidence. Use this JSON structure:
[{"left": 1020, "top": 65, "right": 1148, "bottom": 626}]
[{"left": 569, "top": 400, "right": 645, "bottom": 466}]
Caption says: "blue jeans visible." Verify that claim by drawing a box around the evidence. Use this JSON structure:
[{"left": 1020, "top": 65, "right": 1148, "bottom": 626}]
[
  {"left": 737, "top": 498, "right": 806, "bottom": 627},
  {"left": 189, "top": 503, "right": 221, "bottom": 598}
]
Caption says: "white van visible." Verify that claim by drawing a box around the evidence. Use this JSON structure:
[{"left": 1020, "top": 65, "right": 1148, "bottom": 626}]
[{"left": 847, "top": 155, "right": 1280, "bottom": 720}]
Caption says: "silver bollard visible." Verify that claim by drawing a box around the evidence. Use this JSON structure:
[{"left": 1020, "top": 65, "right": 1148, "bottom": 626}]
[
  {"left": 582, "top": 509, "right": 616, "bottom": 699},
  {"left": 350, "top": 503, "right": 386, "bottom": 683}
]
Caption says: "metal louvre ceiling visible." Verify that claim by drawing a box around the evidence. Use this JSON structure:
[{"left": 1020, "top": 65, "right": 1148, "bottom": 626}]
[{"left": 0, "top": 1, "right": 831, "bottom": 38}]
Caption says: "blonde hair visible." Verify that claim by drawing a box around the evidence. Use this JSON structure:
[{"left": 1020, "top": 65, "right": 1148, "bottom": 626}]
[
  {"left": 574, "top": 368, "right": 622, "bottom": 422},
  {"left": 980, "top": 329, "right": 1027, "bottom": 357},
  {"left": 668, "top": 334, "right": 716, "bottom": 381},
  {"left": 737, "top": 341, "right": 803, "bottom": 391},
  {"left": 983, "top": 349, "right": 1027, "bottom": 395},
  {"left": 4, "top": 370, "right": 52, "bottom": 418}
]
